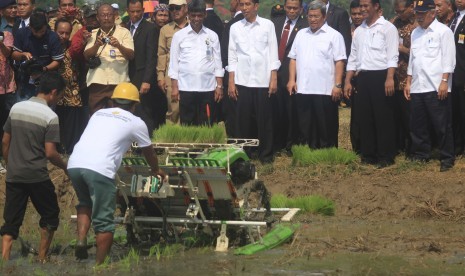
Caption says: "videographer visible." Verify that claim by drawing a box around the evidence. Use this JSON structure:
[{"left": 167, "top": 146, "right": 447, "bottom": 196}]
[
  {"left": 12, "top": 12, "right": 64, "bottom": 101},
  {"left": 84, "top": 3, "right": 134, "bottom": 115},
  {"left": 48, "top": 0, "right": 82, "bottom": 39}
]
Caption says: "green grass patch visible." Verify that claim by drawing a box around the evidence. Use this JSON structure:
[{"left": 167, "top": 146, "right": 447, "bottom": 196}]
[
  {"left": 271, "top": 194, "right": 335, "bottom": 216},
  {"left": 152, "top": 123, "right": 227, "bottom": 143},
  {"left": 291, "top": 145, "right": 358, "bottom": 166}
]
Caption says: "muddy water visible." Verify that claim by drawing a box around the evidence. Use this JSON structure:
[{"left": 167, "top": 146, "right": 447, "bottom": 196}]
[{"left": 2, "top": 216, "right": 465, "bottom": 275}]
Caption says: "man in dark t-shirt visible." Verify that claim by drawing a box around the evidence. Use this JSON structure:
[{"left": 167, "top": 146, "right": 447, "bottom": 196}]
[
  {"left": 12, "top": 12, "right": 64, "bottom": 101},
  {"left": 0, "top": 72, "right": 67, "bottom": 262}
]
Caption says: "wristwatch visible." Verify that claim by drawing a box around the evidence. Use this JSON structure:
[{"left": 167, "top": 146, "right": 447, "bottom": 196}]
[
  {"left": 441, "top": 78, "right": 448, "bottom": 82},
  {"left": 335, "top": 83, "right": 342, "bottom": 88},
  {"left": 216, "top": 85, "right": 223, "bottom": 89}
]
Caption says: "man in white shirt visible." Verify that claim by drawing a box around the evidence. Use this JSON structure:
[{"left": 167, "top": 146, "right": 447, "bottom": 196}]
[
  {"left": 404, "top": 0, "right": 455, "bottom": 171},
  {"left": 169, "top": 0, "right": 223, "bottom": 125},
  {"left": 68, "top": 83, "right": 164, "bottom": 264},
  {"left": 344, "top": 0, "right": 399, "bottom": 168},
  {"left": 287, "top": 1, "right": 346, "bottom": 149},
  {"left": 228, "top": 0, "right": 280, "bottom": 163}
]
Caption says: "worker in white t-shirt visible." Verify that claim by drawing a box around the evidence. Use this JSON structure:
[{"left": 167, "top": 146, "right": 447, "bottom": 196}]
[{"left": 67, "top": 82, "right": 165, "bottom": 264}]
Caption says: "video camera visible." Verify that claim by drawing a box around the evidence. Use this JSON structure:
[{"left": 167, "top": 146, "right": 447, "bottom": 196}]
[
  {"left": 19, "top": 57, "right": 44, "bottom": 86},
  {"left": 19, "top": 57, "right": 43, "bottom": 76}
]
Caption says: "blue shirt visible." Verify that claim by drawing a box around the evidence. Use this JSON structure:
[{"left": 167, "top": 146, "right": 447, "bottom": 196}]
[
  {"left": 0, "top": 18, "right": 13, "bottom": 33},
  {"left": 13, "top": 28, "right": 64, "bottom": 83}
]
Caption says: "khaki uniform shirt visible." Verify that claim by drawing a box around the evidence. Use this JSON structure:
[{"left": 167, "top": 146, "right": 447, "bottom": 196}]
[
  {"left": 156, "top": 20, "right": 189, "bottom": 81},
  {"left": 48, "top": 18, "right": 82, "bottom": 39},
  {"left": 85, "top": 25, "right": 134, "bottom": 86}
]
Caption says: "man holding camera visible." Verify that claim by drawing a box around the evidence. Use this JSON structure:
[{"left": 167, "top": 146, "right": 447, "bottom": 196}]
[
  {"left": 12, "top": 12, "right": 63, "bottom": 102},
  {"left": 84, "top": 3, "right": 134, "bottom": 115},
  {"left": 48, "top": 0, "right": 82, "bottom": 39}
]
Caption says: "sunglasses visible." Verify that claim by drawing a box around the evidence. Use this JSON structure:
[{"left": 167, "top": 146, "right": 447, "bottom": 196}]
[{"left": 169, "top": 5, "right": 183, "bottom": 11}]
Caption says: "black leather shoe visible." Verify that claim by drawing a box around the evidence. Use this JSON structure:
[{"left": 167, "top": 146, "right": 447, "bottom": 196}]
[
  {"left": 376, "top": 160, "right": 394, "bottom": 169},
  {"left": 440, "top": 163, "right": 453, "bottom": 172}
]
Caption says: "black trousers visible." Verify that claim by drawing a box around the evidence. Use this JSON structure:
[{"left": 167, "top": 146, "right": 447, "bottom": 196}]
[
  {"left": 55, "top": 105, "right": 88, "bottom": 154},
  {"left": 272, "top": 81, "right": 298, "bottom": 151},
  {"left": 356, "top": 70, "right": 396, "bottom": 163},
  {"left": 394, "top": 89, "right": 411, "bottom": 154},
  {"left": 410, "top": 92, "right": 454, "bottom": 165},
  {"left": 350, "top": 77, "right": 361, "bottom": 153},
  {"left": 222, "top": 73, "right": 237, "bottom": 137},
  {"left": 0, "top": 180, "right": 60, "bottom": 239},
  {"left": 451, "top": 84, "right": 465, "bottom": 155},
  {"left": 179, "top": 91, "right": 214, "bottom": 126},
  {"left": 295, "top": 94, "right": 338, "bottom": 149},
  {"left": 235, "top": 85, "right": 274, "bottom": 162},
  {"left": 135, "top": 86, "right": 167, "bottom": 136}
]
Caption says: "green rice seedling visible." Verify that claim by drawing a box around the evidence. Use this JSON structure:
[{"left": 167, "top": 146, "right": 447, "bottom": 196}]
[
  {"left": 93, "top": 256, "right": 111, "bottom": 272},
  {"left": 148, "top": 244, "right": 161, "bottom": 260},
  {"left": 291, "top": 145, "right": 358, "bottom": 166},
  {"left": 153, "top": 124, "right": 227, "bottom": 143},
  {"left": 119, "top": 248, "right": 140, "bottom": 271},
  {"left": 33, "top": 268, "right": 47, "bottom": 276},
  {"left": 270, "top": 194, "right": 288, "bottom": 208},
  {"left": 270, "top": 194, "right": 335, "bottom": 216}
]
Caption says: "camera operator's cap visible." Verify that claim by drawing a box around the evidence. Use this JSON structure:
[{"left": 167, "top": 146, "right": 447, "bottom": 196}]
[
  {"left": 83, "top": 5, "right": 97, "bottom": 18},
  {"left": 414, "top": 0, "right": 435, "bottom": 12},
  {"left": 112, "top": 82, "right": 140, "bottom": 103},
  {"left": 169, "top": 0, "right": 187, "bottom": 6},
  {"left": 0, "top": 0, "right": 17, "bottom": 9},
  {"left": 47, "top": 6, "right": 58, "bottom": 13},
  {"left": 111, "top": 3, "right": 120, "bottom": 10}
]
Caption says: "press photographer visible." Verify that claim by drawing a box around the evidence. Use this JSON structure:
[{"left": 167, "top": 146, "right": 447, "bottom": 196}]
[
  {"left": 83, "top": 3, "right": 134, "bottom": 115},
  {"left": 12, "top": 12, "right": 63, "bottom": 101}
]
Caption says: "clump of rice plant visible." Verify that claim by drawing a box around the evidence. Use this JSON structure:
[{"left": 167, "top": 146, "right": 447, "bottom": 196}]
[
  {"left": 148, "top": 244, "right": 184, "bottom": 261},
  {"left": 152, "top": 124, "right": 227, "bottom": 143},
  {"left": 291, "top": 145, "right": 358, "bottom": 166},
  {"left": 270, "top": 194, "right": 335, "bottom": 216}
]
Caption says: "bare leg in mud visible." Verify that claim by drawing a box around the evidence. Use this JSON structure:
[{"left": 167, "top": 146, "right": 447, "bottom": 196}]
[
  {"left": 75, "top": 207, "right": 91, "bottom": 259},
  {"left": 2, "top": 234, "right": 13, "bottom": 260},
  {"left": 95, "top": 232, "right": 113, "bottom": 265},
  {"left": 77, "top": 207, "right": 91, "bottom": 243},
  {"left": 38, "top": 228, "right": 55, "bottom": 262}
]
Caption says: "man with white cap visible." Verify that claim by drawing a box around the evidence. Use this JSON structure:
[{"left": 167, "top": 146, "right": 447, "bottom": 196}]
[
  {"left": 111, "top": 3, "right": 122, "bottom": 25},
  {"left": 157, "top": 0, "right": 189, "bottom": 124}
]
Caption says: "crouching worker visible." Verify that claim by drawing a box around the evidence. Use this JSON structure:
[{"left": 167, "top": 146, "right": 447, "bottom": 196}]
[
  {"left": 67, "top": 82, "right": 165, "bottom": 264},
  {"left": 1, "top": 72, "right": 68, "bottom": 262}
]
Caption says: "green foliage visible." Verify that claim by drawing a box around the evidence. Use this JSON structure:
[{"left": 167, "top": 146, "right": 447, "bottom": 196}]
[
  {"left": 271, "top": 194, "right": 335, "bottom": 216},
  {"left": 153, "top": 124, "right": 227, "bottom": 144},
  {"left": 148, "top": 244, "right": 184, "bottom": 261},
  {"left": 291, "top": 145, "right": 358, "bottom": 166},
  {"left": 119, "top": 248, "right": 140, "bottom": 271}
]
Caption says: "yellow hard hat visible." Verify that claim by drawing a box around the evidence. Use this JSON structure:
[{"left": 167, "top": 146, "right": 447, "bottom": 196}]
[{"left": 111, "top": 82, "right": 140, "bottom": 103}]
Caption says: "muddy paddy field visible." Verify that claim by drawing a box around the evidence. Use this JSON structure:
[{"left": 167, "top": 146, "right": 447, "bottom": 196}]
[{"left": 1, "top": 108, "right": 465, "bottom": 275}]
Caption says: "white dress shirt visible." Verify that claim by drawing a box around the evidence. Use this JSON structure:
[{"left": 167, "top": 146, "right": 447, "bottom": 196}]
[
  {"left": 347, "top": 16, "right": 399, "bottom": 71},
  {"left": 228, "top": 16, "right": 281, "bottom": 88},
  {"left": 407, "top": 19, "right": 456, "bottom": 93},
  {"left": 20, "top": 17, "right": 30, "bottom": 28},
  {"left": 288, "top": 23, "right": 346, "bottom": 95},
  {"left": 168, "top": 24, "right": 224, "bottom": 92},
  {"left": 453, "top": 9, "right": 465, "bottom": 34},
  {"left": 129, "top": 17, "right": 143, "bottom": 36}
]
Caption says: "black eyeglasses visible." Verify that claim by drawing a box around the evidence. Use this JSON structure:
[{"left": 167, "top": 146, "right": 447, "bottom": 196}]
[{"left": 169, "top": 5, "right": 183, "bottom": 11}]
